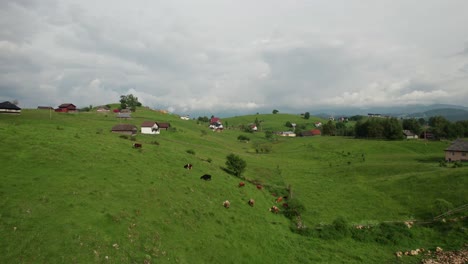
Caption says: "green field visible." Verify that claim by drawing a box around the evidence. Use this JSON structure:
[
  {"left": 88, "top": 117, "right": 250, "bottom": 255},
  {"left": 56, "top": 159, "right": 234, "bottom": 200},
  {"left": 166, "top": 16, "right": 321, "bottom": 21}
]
[{"left": 1, "top": 108, "right": 467, "bottom": 263}]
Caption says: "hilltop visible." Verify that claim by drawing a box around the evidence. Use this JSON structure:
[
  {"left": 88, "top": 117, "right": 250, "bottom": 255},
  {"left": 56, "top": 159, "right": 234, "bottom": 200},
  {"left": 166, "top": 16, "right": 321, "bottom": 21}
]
[{"left": 0, "top": 107, "right": 467, "bottom": 263}]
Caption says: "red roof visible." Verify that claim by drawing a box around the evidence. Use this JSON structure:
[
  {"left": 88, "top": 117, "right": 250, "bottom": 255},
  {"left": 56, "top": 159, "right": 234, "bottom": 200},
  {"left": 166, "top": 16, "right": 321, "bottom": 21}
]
[{"left": 311, "top": 129, "right": 321, "bottom": 135}]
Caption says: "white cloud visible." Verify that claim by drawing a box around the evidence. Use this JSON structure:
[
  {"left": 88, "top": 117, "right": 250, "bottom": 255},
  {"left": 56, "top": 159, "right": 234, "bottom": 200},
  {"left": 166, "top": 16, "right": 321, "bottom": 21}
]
[{"left": 1, "top": 0, "right": 468, "bottom": 113}]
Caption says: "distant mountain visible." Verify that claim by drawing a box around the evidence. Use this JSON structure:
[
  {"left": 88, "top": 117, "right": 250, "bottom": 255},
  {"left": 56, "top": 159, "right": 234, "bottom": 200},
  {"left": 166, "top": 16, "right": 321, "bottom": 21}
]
[
  {"left": 406, "top": 108, "right": 468, "bottom": 121},
  {"left": 310, "top": 104, "right": 468, "bottom": 121}
]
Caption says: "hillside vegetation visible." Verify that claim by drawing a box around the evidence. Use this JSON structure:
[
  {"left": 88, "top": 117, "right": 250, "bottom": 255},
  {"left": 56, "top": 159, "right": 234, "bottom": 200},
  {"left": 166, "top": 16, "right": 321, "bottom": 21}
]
[{"left": 0, "top": 108, "right": 467, "bottom": 263}]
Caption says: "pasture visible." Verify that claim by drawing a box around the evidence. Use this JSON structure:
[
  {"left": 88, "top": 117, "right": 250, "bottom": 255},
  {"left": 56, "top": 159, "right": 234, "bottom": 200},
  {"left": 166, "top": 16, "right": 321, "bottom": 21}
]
[{"left": 0, "top": 108, "right": 467, "bottom": 263}]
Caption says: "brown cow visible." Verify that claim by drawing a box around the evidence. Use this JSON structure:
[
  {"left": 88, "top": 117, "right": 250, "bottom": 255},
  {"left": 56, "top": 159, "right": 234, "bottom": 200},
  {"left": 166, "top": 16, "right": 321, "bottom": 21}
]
[
  {"left": 184, "top": 164, "right": 193, "bottom": 170},
  {"left": 275, "top": 197, "right": 283, "bottom": 203},
  {"left": 248, "top": 199, "right": 255, "bottom": 207},
  {"left": 256, "top": 184, "right": 263, "bottom": 190},
  {"left": 133, "top": 143, "right": 142, "bottom": 148},
  {"left": 269, "top": 205, "right": 279, "bottom": 214},
  {"left": 223, "top": 200, "right": 230, "bottom": 208},
  {"left": 239, "top": 182, "right": 245, "bottom": 187}
]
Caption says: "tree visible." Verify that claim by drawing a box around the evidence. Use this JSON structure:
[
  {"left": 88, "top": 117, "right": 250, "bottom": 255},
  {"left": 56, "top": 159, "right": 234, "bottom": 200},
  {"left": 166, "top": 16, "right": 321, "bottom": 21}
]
[
  {"left": 120, "top": 94, "right": 142, "bottom": 112},
  {"left": 402, "top": 118, "right": 422, "bottom": 136},
  {"left": 272, "top": 109, "right": 279, "bottom": 114},
  {"left": 225, "top": 153, "right": 247, "bottom": 178},
  {"left": 428, "top": 116, "right": 450, "bottom": 139},
  {"left": 304, "top": 112, "right": 310, "bottom": 119},
  {"left": 383, "top": 118, "right": 403, "bottom": 140},
  {"left": 322, "top": 120, "right": 336, "bottom": 136}
]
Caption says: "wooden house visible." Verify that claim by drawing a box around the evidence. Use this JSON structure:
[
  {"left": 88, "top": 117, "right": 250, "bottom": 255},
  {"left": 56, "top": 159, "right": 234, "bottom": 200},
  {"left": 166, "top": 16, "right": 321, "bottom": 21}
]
[
  {"left": 445, "top": 139, "right": 468, "bottom": 162},
  {"left": 111, "top": 124, "right": 137, "bottom": 135},
  {"left": 55, "top": 103, "right": 77, "bottom": 113},
  {"left": 157, "top": 122, "right": 171, "bottom": 130}
]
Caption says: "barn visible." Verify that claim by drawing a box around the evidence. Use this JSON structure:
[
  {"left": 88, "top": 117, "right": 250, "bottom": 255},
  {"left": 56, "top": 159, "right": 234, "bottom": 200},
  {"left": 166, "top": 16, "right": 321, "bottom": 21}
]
[
  {"left": 55, "top": 103, "right": 77, "bottom": 113},
  {"left": 141, "top": 121, "right": 159, "bottom": 134},
  {"left": 0, "top": 101, "right": 21, "bottom": 114},
  {"left": 111, "top": 124, "right": 138, "bottom": 135}
]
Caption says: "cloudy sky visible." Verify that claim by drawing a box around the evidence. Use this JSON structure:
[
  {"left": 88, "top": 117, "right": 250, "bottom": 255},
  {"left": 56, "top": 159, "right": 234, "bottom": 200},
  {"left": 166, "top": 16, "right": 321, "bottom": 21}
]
[{"left": 1, "top": 0, "right": 468, "bottom": 116}]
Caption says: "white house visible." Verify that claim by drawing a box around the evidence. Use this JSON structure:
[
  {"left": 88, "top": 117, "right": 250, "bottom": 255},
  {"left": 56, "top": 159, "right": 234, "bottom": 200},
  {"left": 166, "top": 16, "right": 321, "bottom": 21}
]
[
  {"left": 180, "top": 115, "right": 190, "bottom": 120},
  {"left": 141, "top": 121, "right": 159, "bottom": 134}
]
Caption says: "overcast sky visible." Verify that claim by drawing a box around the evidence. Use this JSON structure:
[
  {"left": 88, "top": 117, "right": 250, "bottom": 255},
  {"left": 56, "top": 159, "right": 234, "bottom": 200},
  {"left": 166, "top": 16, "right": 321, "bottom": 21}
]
[{"left": 1, "top": 0, "right": 468, "bottom": 116}]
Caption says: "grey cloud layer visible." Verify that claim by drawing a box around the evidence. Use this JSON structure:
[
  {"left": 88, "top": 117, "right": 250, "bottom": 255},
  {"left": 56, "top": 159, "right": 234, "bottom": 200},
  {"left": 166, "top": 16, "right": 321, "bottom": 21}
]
[{"left": 1, "top": 0, "right": 467, "bottom": 114}]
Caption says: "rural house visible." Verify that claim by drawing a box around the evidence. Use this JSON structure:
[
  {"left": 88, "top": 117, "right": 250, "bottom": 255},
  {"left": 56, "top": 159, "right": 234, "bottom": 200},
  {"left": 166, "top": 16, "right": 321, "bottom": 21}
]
[
  {"left": 111, "top": 124, "right": 137, "bottom": 135},
  {"left": 96, "top": 106, "right": 110, "bottom": 112},
  {"left": 157, "top": 122, "right": 171, "bottom": 130},
  {"left": 0, "top": 101, "right": 21, "bottom": 114},
  {"left": 37, "top": 106, "right": 54, "bottom": 110},
  {"left": 403, "top": 130, "right": 418, "bottom": 139},
  {"left": 278, "top": 131, "right": 296, "bottom": 137},
  {"left": 141, "top": 121, "right": 159, "bottom": 134},
  {"left": 117, "top": 112, "right": 131, "bottom": 119},
  {"left": 55, "top": 103, "right": 77, "bottom": 113},
  {"left": 445, "top": 139, "right": 468, "bottom": 162},
  {"left": 300, "top": 129, "right": 322, "bottom": 137}
]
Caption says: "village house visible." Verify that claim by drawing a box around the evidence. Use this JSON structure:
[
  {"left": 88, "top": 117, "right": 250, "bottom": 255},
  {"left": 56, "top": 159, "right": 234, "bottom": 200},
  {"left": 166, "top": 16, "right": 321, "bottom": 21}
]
[
  {"left": 55, "top": 103, "right": 77, "bottom": 113},
  {"left": 111, "top": 124, "right": 137, "bottom": 135},
  {"left": 445, "top": 139, "right": 468, "bottom": 162},
  {"left": 300, "top": 129, "right": 322, "bottom": 137},
  {"left": 117, "top": 112, "right": 131, "bottom": 119},
  {"left": 96, "top": 105, "right": 110, "bottom": 112},
  {"left": 157, "top": 122, "right": 171, "bottom": 130},
  {"left": 141, "top": 121, "right": 159, "bottom": 134},
  {"left": 0, "top": 101, "right": 21, "bottom": 114},
  {"left": 37, "top": 106, "right": 54, "bottom": 110},
  {"left": 278, "top": 131, "right": 296, "bottom": 137},
  {"left": 403, "top": 130, "right": 418, "bottom": 139}
]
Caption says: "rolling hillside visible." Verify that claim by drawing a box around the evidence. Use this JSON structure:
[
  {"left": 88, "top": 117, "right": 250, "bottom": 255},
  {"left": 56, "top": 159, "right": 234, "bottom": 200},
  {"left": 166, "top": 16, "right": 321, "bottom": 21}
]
[{"left": 0, "top": 108, "right": 467, "bottom": 263}]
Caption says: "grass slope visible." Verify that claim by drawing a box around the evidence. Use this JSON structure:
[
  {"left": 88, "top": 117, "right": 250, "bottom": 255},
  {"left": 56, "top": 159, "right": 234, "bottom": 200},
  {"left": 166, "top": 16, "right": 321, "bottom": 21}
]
[{"left": 0, "top": 108, "right": 467, "bottom": 263}]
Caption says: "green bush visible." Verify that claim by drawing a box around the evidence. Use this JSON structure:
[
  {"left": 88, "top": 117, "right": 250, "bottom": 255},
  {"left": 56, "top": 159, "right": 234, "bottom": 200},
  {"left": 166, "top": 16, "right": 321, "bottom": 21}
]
[
  {"left": 432, "top": 198, "right": 454, "bottom": 216},
  {"left": 237, "top": 135, "right": 250, "bottom": 142}
]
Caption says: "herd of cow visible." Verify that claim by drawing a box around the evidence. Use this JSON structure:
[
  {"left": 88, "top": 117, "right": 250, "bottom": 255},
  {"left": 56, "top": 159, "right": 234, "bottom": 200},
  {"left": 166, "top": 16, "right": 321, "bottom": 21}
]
[{"left": 181, "top": 163, "right": 288, "bottom": 214}]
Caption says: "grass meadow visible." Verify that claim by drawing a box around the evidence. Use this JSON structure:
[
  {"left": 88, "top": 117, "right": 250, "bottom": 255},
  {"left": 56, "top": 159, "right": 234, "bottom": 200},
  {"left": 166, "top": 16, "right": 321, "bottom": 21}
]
[{"left": 0, "top": 108, "right": 467, "bottom": 263}]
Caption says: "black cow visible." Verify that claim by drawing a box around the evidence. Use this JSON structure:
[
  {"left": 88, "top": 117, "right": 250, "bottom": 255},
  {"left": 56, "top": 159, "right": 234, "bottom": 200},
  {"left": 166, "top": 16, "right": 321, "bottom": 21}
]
[
  {"left": 184, "top": 164, "right": 193, "bottom": 170},
  {"left": 133, "top": 143, "right": 142, "bottom": 148},
  {"left": 200, "top": 174, "right": 211, "bottom": 181}
]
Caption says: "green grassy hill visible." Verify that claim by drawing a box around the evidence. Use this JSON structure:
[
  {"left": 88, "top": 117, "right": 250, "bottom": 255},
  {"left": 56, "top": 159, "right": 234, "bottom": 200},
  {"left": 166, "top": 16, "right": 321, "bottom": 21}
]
[{"left": 0, "top": 108, "right": 467, "bottom": 263}]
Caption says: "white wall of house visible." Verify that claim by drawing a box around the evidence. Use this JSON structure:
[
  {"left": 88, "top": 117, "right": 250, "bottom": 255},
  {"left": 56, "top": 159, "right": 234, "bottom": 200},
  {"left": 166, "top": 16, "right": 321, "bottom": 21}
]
[{"left": 141, "top": 124, "right": 160, "bottom": 134}]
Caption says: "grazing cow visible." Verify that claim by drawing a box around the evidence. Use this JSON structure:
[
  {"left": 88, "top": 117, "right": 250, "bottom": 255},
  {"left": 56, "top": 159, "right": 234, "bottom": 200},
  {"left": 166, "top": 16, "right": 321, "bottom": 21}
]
[
  {"left": 238, "top": 182, "right": 245, "bottom": 187},
  {"left": 269, "top": 205, "right": 280, "bottom": 214},
  {"left": 248, "top": 199, "right": 255, "bottom": 207},
  {"left": 133, "top": 143, "right": 142, "bottom": 148},
  {"left": 200, "top": 174, "right": 212, "bottom": 181},
  {"left": 275, "top": 197, "right": 283, "bottom": 203},
  {"left": 256, "top": 184, "right": 263, "bottom": 190},
  {"left": 223, "top": 200, "right": 230, "bottom": 208},
  {"left": 282, "top": 203, "right": 289, "bottom": 208},
  {"left": 184, "top": 164, "right": 193, "bottom": 170}
]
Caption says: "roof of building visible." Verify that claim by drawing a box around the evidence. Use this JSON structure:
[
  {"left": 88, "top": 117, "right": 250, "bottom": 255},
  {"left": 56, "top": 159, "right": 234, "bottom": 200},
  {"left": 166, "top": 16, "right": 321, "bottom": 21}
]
[
  {"left": 403, "top": 130, "right": 416, "bottom": 136},
  {"left": 58, "top": 103, "right": 76, "bottom": 108},
  {"left": 0, "top": 101, "right": 21, "bottom": 110},
  {"left": 157, "top": 122, "right": 171, "bottom": 128},
  {"left": 445, "top": 139, "right": 468, "bottom": 152},
  {"left": 111, "top": 124, "right": 137, "bottom": 131},
  {"left": 117, "top": 113, "right": 132, "bottom": 118},
  {"left": 141, "top": 121, "right": 157, "bottom": 127}
]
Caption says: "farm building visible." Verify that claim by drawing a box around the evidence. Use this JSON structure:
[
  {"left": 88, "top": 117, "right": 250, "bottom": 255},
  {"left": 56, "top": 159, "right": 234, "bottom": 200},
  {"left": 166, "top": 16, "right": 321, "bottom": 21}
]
[
  {"left": 0, "top": 101, "right": 21, "bottom": 114},
  {"left": 141, "top": 121, "right": 159, "bottom": 134},
  {"left": 157, "top": 122, "right": 171, "bottom": 130},
  {"left": 111, "top": 124, "right": 137, "bottom": 135},
  {"left": 96, "top": 106, "right": 110, "bottom": 112},
  {"left": 403, "top": 130, "right": 418, "bottom": 139},
  {"left": 37, "top": 106, "right": 54, "bottom": 110},
  {"left": 117, "top": 112, "right": 131, "bottom": 119},
  {"left": 445, "top": 139, "right": 468, "bottom": 162},
  {"left": 300, "top": 129, "right": 321, "bottom": 137},
  {"left": 55, "top": 103, "right": 77, "bottom": 113},
  {"left": 278, "top": 131, "right": 296, "bottom": 137}
]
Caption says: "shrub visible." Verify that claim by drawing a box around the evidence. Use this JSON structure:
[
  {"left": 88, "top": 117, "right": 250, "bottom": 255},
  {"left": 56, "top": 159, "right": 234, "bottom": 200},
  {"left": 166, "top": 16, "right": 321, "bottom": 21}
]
[
  {"left": 283, "top": 198, "right": 305, "bottom": 219},
  {"left": 452, "top": 161, "right": 463, "bottom": 168},
  {"left": 150, "top": 141, "right": 160, "bottom": 145},
  {"left": 186, "top": 149, "right": 195, "bottom": 155},
  {"left": 119, "top": 135, "right": 129, "bottom": 139},
  {"left": 432, "top": 198, "right": 454, "bottom": 216},
  {"left": 206, "top": 158, "right": 212, "bottom": 163}
]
